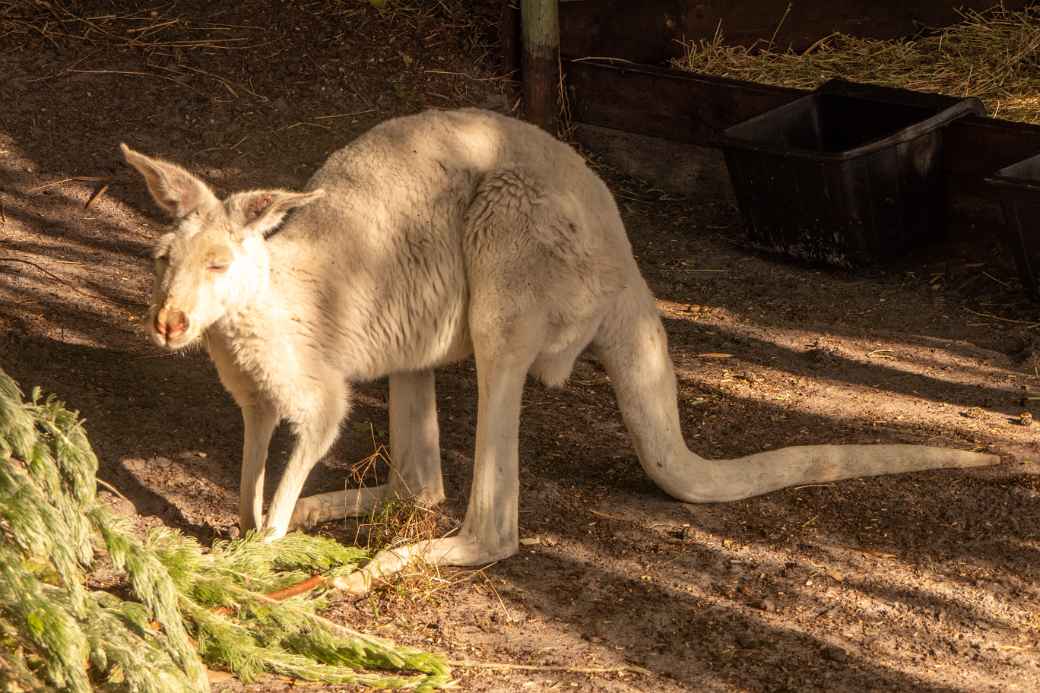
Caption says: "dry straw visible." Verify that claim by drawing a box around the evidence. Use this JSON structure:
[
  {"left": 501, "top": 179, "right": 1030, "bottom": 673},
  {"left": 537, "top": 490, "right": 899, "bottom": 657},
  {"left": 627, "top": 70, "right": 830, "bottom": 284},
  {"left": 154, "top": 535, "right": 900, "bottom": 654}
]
[{"left": 673, "top": 6, "right": 1040, "bottom": 124}]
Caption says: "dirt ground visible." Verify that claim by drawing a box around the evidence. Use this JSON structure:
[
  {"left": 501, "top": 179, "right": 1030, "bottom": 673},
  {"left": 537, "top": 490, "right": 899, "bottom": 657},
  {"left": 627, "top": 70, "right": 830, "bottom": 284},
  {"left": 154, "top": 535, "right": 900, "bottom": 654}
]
[{"left": 1, "top": 2, "right": 1039, "bottom": 691}]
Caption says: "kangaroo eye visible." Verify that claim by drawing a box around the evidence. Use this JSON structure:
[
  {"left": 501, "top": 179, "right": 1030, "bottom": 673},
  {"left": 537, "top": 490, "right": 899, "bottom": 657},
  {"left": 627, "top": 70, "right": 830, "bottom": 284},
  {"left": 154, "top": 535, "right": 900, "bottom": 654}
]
[{"left": 208, "top": 263, "right": 229, "bottom": 273}]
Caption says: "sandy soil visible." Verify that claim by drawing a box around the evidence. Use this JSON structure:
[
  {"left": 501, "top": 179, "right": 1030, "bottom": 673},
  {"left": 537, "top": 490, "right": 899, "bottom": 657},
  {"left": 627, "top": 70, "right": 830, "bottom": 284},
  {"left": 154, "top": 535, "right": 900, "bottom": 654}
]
[{"left": 1, "top": 2, "right": 1038, "bottom": 691}]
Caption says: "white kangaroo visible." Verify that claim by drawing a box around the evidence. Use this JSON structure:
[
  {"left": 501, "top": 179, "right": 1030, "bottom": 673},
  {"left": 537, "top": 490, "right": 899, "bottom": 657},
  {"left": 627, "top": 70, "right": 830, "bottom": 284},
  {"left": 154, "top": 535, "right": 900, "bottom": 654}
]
[{"left": 122, "top": 108, "right": 998, "bottom": 595}]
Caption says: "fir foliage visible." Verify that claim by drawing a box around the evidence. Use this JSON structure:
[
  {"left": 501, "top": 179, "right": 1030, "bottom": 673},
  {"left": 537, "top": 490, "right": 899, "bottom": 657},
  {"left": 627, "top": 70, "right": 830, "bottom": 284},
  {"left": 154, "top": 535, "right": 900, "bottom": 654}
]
[{"left": 0, "top": 369, "right": 452, "bottom": 691}]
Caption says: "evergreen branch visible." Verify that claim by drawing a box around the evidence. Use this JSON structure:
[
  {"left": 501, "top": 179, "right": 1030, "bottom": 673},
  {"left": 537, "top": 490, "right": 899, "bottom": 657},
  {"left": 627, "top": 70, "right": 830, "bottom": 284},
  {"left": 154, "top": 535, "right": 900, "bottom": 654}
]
[
  {"left": 187, "top": 603, "right": 450, "bottom": 690},
  {"left": 0, "top": 367, "right": 452, "bottom": 691},
  {"left": 0, "top": 545, "right": 91, "bottom": 692},
  {"left": 0, "top": 622, "right": 47, "bottom": 691},
  {"left": 0, "top": 455, "right": 90, "bottom": 615},
  {"left": 91, "top": 506, "right": 210, "bottom": 690},
  {"left": 76, "top": 588, "right": 196, "bottom": 693}
]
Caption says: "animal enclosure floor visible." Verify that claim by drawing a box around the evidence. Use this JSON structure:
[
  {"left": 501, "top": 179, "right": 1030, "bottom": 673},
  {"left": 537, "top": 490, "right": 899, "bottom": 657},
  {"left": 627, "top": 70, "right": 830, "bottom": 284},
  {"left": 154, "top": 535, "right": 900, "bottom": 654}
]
[{"left": 0, "top": 2, "right": 1038, "bottom": 691}]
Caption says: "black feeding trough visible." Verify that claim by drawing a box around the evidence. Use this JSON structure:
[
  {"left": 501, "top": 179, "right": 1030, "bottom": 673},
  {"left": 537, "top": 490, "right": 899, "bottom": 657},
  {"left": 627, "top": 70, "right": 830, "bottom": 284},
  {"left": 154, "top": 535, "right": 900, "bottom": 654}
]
[
  {"left": 985, "top": 155, "right": 1040, "bottom": 301},
  {"left": 719, "top": 79, "right": 984, "bottom": 267}
]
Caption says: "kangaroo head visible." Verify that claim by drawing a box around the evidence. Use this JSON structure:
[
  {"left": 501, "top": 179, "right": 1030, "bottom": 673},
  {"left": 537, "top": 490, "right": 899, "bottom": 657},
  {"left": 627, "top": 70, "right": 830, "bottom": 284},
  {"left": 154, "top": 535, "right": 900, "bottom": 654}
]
[{"left": 121, "top": 144, "right": 324, "bottom": 349}]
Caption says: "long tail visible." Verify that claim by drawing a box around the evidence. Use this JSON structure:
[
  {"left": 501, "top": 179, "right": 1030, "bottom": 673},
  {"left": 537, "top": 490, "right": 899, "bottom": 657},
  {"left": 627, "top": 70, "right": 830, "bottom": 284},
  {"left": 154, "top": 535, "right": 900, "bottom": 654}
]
[{"left": 593, "top": 281, "right": 999, "bottom": 503}]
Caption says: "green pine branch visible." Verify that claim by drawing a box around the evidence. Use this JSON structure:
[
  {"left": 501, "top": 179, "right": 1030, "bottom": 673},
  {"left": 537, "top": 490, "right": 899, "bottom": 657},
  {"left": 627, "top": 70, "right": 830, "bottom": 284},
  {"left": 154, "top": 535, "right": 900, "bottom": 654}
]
[{"left": 0, "top": 368, "right": 453, "bottom": 691}]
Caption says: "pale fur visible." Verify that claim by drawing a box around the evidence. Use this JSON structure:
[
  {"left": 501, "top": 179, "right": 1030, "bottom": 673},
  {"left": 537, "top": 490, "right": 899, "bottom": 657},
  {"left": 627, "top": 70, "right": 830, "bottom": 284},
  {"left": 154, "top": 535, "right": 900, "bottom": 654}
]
[{"left": 122, "top": 108, "right": 999, "bottom": 595}]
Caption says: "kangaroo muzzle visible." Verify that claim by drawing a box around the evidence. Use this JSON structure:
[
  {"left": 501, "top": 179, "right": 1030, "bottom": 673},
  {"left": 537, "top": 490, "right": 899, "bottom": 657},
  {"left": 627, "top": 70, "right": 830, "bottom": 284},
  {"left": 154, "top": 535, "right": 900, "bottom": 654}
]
[{"left": 154, "top": 306, "right": 190, "bottom": 341}]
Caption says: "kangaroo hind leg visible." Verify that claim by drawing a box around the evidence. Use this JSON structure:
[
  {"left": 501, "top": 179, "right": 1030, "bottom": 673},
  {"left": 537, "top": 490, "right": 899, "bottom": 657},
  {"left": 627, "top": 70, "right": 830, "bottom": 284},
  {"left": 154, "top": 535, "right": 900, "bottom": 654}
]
[
  {"left": 387, "top": 369, "right": 445, "bottom": 504},
  {"left": 335, "top": 333, "right": 537, "bottom": 596}
]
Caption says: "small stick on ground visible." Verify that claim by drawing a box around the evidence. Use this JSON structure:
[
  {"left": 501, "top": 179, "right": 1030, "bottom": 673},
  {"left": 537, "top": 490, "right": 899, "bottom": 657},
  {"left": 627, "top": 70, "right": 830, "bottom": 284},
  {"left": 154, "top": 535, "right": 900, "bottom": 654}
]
[
  {"left": 448, "top": 660, "right": 652, "bottom": 676},
  {"left": 264, "top": 575, "right": 325, "bottom": 601},
  {"left": 84, "top": 182, "right": 109, "bottom": 209},
  {"left": 67, "top": 68, "right": 199, "bottom": 93},
  {"left": 982, "top": 271, "right": 1016, "bottom": 290},
  {"left": 211, "top": 574, "right": 328, "bottom": 617},
  {"left": 313, "top": 109, "right": 378, "bottom": 120},
  {"left": 0, "top": 256, "right": 100, "bottom": 301},
  {"left": 95, "top": 478, "right": 134, "bottom": 506},
  {"left": 198, "top": 135, "right": 249, "bottom": 154},
  {"left": 27, "top": 176, "right": 105, "bottom": 194},
  {"left": 965, "top": 308, "right": 1040, "bottom": 329}
]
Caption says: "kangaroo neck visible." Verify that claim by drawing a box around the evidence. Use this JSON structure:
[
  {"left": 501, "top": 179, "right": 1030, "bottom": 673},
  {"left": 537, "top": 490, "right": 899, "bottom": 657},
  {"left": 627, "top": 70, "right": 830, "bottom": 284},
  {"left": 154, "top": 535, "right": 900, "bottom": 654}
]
[{"left": 204, "top": 259, "right": 295, "bottom": 395}]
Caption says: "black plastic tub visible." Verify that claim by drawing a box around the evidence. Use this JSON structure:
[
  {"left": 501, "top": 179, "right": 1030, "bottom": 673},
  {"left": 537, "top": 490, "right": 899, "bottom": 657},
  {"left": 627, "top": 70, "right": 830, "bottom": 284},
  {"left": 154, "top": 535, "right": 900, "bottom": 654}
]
[
  {"left": 985, "top": 156, "right": 1040, "bottom": 300},
  {"left": 720, "top": 79, "right": 984, "bottom": 267}
]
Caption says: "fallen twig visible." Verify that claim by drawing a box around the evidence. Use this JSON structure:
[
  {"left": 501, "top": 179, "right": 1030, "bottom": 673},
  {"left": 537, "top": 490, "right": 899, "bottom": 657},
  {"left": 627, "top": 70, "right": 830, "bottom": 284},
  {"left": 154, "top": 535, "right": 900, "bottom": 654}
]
[
  {"left": 423, "top": 69, "right": 514, "bottom": 82},
  {"left": 26, "top": 176, "right": 105, "bottom": 194},
  {"left": 264, "top": 575, "right": 325, "bottom": 601},
  {"left": 314, "top": 109, "right": 378, "bottom": 120},
  {"left": 982, "top": 271, "right": 1016, "bottom": 290},
  {"left": 67, "top": 68, "right": 198, "bottom": 92},
  {"left": 95, "top": 478, "right": 134, "bottom": 506},
  {"left": 965, "top": 308, "right": 1040, "bottom": 329},
  {"left": 198, "top": 135, "right": 249, "bottom": 154},
  {"left": 0, "top": 256, "right": 100, "bottom": 301},
  {"left": 448, "top": 660, "right": 651, "bottom": 676},
  {"left": 84, "top": 182, "right": 109, "bottom": 209},
  {"left": 678, "top": 268, "right": 729, "bottom": 272}
]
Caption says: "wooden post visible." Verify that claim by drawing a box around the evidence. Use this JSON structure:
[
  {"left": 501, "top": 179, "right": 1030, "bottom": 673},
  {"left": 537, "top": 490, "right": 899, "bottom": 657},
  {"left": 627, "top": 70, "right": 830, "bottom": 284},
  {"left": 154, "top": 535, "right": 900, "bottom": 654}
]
[{"left": 521, "top": 0, "right": 559, "bottom": 132}]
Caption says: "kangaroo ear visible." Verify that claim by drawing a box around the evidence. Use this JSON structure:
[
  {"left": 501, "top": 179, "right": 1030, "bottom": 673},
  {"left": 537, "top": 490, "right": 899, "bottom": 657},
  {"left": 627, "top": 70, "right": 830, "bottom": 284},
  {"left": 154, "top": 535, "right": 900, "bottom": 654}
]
[
  {"left": 226, "top": 188, "right": 326, "bottom": 237},
  {"left": 120, "top": 143, "right": 218, "bottom": 218}
]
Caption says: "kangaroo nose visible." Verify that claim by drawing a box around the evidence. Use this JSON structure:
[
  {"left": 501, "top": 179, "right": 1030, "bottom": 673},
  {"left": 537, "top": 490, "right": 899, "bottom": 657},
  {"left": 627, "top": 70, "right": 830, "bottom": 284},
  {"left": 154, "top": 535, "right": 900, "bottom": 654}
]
[{"left": 154, "top": 308, "right": 189, "bottom": 339}]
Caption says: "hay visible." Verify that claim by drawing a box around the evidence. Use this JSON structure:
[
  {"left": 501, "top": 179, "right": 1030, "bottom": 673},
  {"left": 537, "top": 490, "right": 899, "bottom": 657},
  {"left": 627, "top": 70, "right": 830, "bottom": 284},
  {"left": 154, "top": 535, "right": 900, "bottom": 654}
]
[{"left": 672, "top": 6, "right": 1040, "bottom": 124}]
